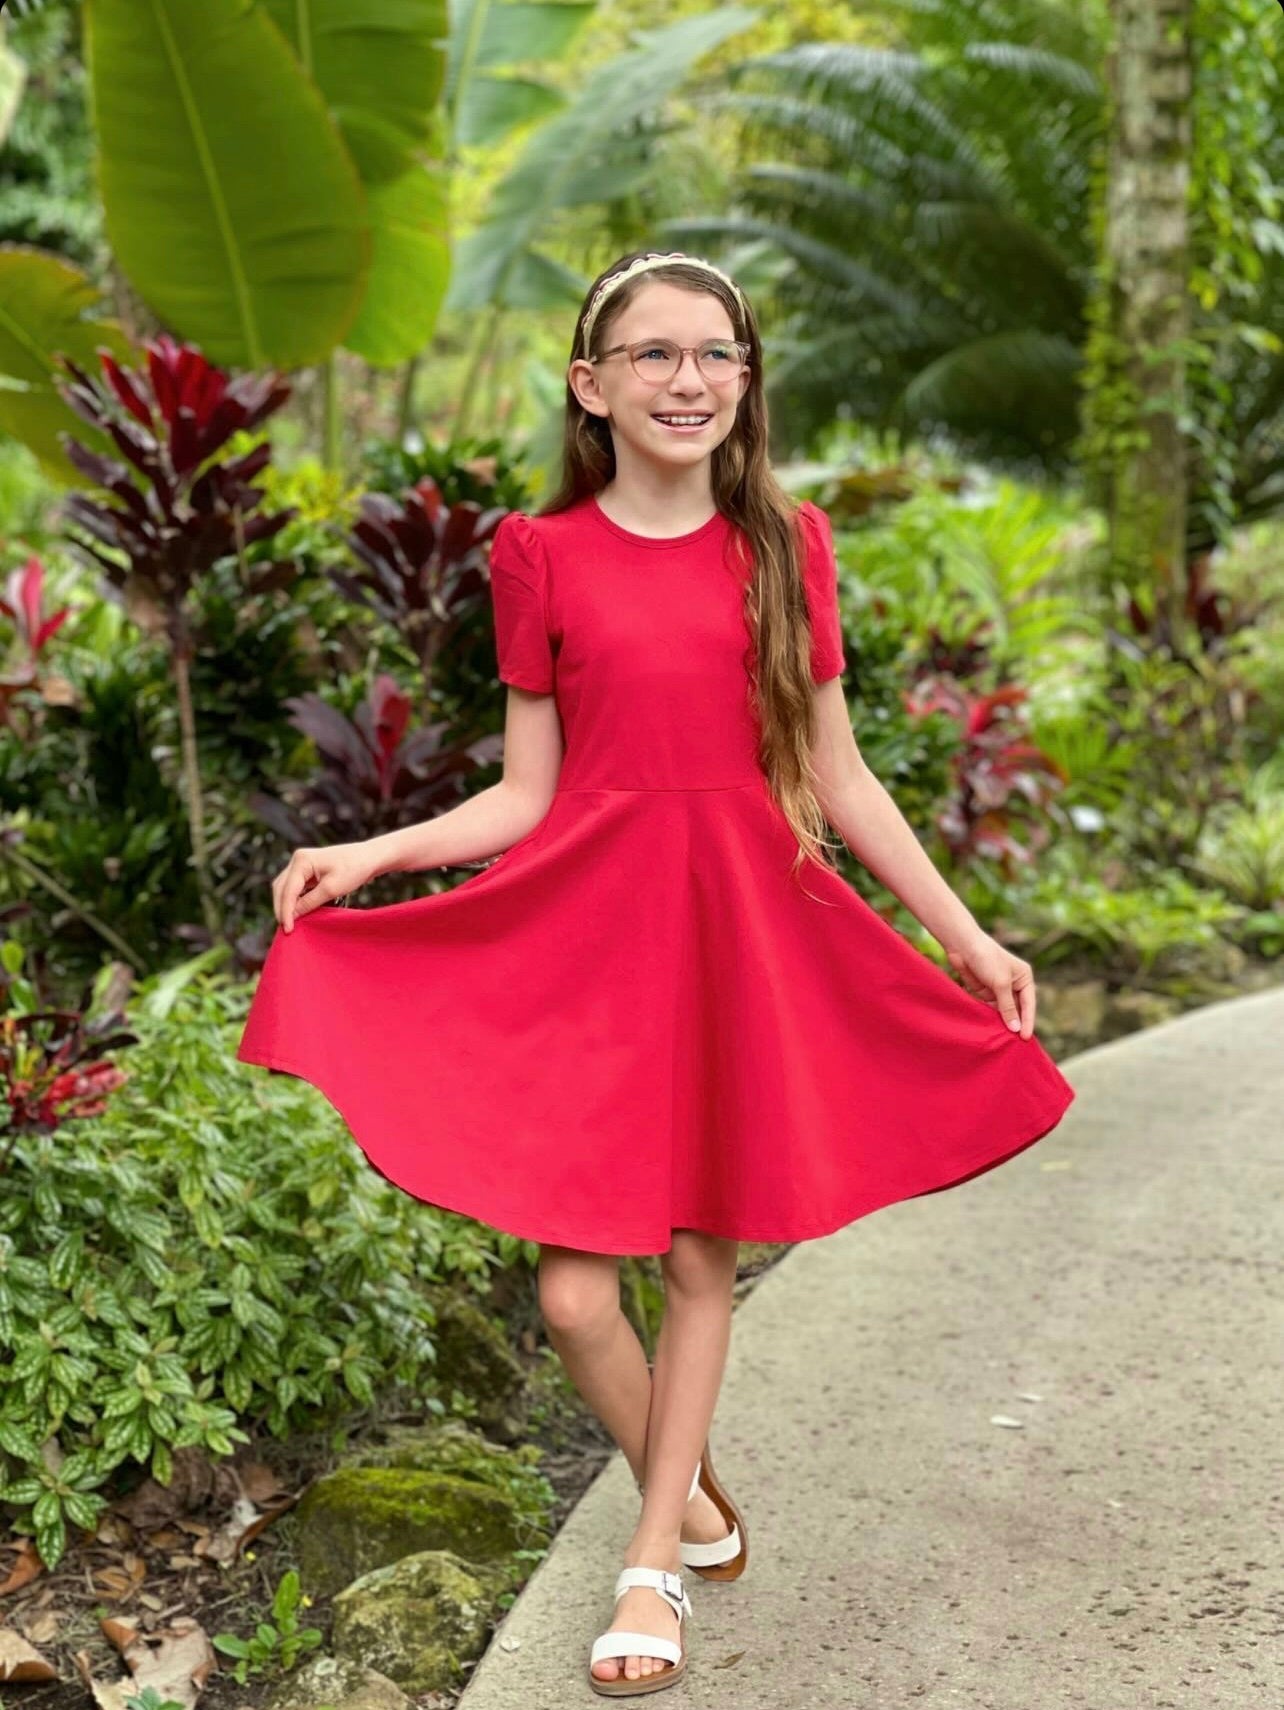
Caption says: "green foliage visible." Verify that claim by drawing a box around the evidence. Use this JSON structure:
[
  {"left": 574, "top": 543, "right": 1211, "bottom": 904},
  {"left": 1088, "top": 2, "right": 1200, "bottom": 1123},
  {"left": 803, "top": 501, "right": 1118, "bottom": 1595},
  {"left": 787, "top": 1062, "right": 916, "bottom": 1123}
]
[
  {"left": 0, "top": 438, "right": 61, "bottom": 545},
  {"left": 360, "top": 431, "right": 535, "bottom": 512},
  {"left": 818, "top": 466, "right": 1090, "bottom": 847},
  {"left": 1190, "top": 755, "right": 1284, "bottom": 917},
  {"left": 839, "top": 473, "right": 1090, "bottom": 671},
  {"left": 0, "top": 434, "right": 549, "bottom": 985},
  {"left": 827, "top": 541, "right": 959, "bottom": 823},
  {"left": 1097, "top": 645, "right": 1262, "bottom": 870},
  {"left": 0, "top": 954, "right": 532, "bottom": 1572},
  {"left": 445, "top": 6, "right": 759, "bottom": 318},
  {"left": 1187, "top": 0, "right": 1283, "bottom": 549},
  {"left": 123, "top": 1691, "right": 186, "bottom": 1710},
  {"left": 0, "top": 2, "right": 99, "bottom": 261},
  {"left": 0, "top": 638, "right": 203, "bottom": 977},
  {"left": 999, "top": 840, "right": 1248, "bottom": 977},
  {"left": 211, "top": 1568, "right": 324, "bottom": 1685},
  {"left": 673, "top": 0, "right": 1105, "bottom": 468}
]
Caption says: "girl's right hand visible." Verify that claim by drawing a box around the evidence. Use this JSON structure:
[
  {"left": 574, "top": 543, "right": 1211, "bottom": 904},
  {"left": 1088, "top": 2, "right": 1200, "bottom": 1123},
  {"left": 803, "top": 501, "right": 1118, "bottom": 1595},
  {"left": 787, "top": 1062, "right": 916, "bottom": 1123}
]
[{"left": 272, "top": 843, "right": 378, "bottom": 932}]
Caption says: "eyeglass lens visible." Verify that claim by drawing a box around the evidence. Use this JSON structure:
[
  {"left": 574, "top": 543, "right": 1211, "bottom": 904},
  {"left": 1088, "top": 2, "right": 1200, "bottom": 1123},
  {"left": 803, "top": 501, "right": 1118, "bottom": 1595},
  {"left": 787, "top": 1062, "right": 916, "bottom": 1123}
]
[{"left": 630, "top": 340, "right": 746, "bottom": 381}]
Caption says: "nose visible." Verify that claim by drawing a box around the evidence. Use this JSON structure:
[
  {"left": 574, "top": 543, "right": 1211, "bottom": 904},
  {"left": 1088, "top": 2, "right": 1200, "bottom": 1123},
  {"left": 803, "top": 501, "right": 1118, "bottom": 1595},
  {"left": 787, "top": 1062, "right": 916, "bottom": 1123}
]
[{"left": 667, "top": 348, "right": 708, "bottom": 394}]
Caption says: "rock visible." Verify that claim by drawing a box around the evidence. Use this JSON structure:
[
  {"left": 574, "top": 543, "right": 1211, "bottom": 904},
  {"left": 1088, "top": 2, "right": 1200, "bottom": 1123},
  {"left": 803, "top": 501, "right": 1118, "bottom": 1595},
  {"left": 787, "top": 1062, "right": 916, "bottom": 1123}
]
[
  {"left": 341, "top": 1417, "right": 536, "bottom": 1482},
  {"left": 263, "top": 1653, "right": 409, "bottom": 1710},
  {"left": 423, "top": 1286, "right": 527, "bottom": 1439},
  {"left": 295, "top": 1464, "right": 548, "bottom": 1600},
  {"left": 1102, "top": 988, "right": 1184, "bottom": 1038},
  {"left": 337, "top": 1419, "right": 551, "bottom": 1536},
  {"left": 1148, "top": 935, "right": 1247, "bottom": 985},
  {"left": 330, "top": 1550, "right": 505, "bottom": 1693},
  {"left": 1037, "top": 978, "right": 1108, "bottom": 1046}
]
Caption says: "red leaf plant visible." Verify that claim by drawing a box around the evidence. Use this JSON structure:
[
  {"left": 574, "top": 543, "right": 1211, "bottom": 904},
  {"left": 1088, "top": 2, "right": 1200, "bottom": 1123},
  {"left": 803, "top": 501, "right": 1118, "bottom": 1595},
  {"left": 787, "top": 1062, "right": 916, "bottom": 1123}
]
[
  {"left": 338, "top": 476, "right": 507, "bottom": 691},
  {"left": 904, "top": 675, "right": 1068, "bottom": 874},
  {"left": 0, "top": 553, "right": 77, "bottom": 730},
  {"left": 0, "top": 965, "right": 137, "bottom": 1163},
  {"left": 248, "top": 672, "right": 504, "bottom": 856},
  {"left": 50, "top": 334, "right": 299, "bottom": 936}
]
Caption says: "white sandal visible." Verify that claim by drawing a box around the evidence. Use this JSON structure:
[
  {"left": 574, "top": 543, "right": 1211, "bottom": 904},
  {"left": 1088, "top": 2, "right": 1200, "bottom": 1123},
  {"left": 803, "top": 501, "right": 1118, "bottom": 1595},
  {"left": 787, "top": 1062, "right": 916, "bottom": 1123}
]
[
  {"left": 587, "top": 1565, "right": 691, "bottom": 1696},
  {"left": 637, "top": 1456, "right": 747, "bottom": 1579}
]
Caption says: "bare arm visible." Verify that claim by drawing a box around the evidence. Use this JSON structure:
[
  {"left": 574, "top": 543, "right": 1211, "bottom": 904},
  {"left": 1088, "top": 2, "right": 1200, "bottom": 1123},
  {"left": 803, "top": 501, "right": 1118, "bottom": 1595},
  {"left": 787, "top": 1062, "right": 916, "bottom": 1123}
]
[
  {"left": 808, "top": 677, "right": 981, "bottom": 953},
  {"left": 273, "top": 688, "right": 565, "bottom": 928},
  {"left": 366, "top": 686, "right": 565, "bottom": 876}
]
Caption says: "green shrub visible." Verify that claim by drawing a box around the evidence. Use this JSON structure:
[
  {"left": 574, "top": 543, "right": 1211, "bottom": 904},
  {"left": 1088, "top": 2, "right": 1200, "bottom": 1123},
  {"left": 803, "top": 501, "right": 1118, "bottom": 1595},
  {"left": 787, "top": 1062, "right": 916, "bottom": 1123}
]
[
  {"left": 991, "top": 839, "right": 1251, "bottom": 976},
  {"left": 0, "top": 950, "right": 538, "bottom": 1571}
]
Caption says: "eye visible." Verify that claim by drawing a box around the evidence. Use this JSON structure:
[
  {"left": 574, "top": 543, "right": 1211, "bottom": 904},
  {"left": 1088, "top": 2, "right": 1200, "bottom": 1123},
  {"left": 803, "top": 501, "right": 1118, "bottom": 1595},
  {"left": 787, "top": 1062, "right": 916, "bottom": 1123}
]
[
  {"left": 702, "top": 342, "right": 736, "bottom": 363},
  {"left": 635, "top": 345, "right": 672, "bottom": 361}
]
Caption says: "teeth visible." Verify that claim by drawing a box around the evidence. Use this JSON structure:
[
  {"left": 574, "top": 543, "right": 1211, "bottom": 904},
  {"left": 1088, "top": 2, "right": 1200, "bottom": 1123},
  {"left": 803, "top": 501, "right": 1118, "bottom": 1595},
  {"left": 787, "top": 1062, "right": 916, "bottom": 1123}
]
[{"left": 655, "top": 415, "right": 710, "bottom": 425}]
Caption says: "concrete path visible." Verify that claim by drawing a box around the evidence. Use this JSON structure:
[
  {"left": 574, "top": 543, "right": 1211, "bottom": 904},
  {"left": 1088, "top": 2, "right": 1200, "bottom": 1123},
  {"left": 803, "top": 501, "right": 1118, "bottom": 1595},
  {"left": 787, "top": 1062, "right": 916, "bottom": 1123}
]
[{"left": 460, "top": 987, "right": 1283, "bottom": 1708}]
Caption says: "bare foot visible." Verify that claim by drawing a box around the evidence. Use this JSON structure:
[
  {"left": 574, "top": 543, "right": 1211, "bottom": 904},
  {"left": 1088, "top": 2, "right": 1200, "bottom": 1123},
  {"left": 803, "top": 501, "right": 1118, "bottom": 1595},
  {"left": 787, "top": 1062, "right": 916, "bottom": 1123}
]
[
  {"left": 590, "top": 1547, "right": 684, "bottom": 1685},
  {"left": 680, "top": 1483, "right": 733, "bottom": 1547}
]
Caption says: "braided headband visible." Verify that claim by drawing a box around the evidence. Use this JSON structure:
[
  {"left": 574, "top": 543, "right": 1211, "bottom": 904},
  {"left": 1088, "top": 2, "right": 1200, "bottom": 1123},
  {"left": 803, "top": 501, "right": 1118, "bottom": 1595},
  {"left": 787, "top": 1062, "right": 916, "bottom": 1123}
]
[{"left": 579, "top": 252, "right": 745, "bottom": 357}]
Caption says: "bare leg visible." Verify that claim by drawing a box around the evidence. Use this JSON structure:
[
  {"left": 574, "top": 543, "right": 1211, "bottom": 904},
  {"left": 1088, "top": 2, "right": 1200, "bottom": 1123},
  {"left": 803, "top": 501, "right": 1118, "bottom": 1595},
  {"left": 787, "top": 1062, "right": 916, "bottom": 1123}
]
[
  {"left": 536, "top": 1241, "right": 735, "bottom": 1555},
  {"left": 536, "top": 1243, "right": 652, "bottom": 1484},
  {"left": 550, "top": 1231, "right": 736, "bottom": 1684}
]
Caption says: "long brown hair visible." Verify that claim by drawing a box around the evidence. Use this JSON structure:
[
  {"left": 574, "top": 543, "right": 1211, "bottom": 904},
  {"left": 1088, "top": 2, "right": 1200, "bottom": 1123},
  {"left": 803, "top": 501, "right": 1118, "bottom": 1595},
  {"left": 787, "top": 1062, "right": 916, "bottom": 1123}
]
[{"left": 539, "top": 249, "right": 843, "bottom": 889}]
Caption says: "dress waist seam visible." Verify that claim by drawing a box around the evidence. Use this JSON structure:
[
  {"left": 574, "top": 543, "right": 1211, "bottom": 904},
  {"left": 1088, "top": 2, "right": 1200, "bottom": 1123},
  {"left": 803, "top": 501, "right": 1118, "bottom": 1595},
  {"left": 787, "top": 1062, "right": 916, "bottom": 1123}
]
[{"left": 555, "top": 781, "right": 761, "bottom": 795}]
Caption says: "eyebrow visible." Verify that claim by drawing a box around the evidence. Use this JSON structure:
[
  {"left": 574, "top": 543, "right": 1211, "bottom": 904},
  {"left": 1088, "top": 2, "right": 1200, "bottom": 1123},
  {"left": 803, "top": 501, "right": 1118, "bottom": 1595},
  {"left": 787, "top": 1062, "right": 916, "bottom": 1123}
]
[{"left": 620, "top": 332, "right": 737, "bottom": 341}]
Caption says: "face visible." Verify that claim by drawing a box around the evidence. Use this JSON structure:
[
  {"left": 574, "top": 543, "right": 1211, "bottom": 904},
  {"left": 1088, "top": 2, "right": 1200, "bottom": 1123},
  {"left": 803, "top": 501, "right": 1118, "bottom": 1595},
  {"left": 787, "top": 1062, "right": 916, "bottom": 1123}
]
[{"left": 568, "top": 280, "right": 751, "bottom": 470}]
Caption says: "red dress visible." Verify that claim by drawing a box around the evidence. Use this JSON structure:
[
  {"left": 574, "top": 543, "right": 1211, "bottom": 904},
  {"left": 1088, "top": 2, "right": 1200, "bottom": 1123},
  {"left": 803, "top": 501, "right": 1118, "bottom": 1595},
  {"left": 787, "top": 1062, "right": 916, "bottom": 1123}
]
[{"left": 236, "top": 493, "right": 1075, "bottom": 1254}]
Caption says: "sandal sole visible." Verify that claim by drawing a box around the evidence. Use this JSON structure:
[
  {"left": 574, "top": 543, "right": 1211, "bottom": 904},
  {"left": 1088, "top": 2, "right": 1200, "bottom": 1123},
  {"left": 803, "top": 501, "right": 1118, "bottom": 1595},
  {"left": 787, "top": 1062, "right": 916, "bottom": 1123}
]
[
  {"left": 689, "top": 1438, "right": 748, "bottom": 1581},
  {"left": 588, "top": 1656, "right": 688, "bottom": 1696}
]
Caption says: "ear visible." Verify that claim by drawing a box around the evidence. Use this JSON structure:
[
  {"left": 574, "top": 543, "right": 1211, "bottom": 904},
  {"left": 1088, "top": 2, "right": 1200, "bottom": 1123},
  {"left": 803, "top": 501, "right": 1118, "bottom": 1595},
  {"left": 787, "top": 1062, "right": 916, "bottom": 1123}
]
[{"left": 568, "top": 357, "right": 611, "bottom": 420}]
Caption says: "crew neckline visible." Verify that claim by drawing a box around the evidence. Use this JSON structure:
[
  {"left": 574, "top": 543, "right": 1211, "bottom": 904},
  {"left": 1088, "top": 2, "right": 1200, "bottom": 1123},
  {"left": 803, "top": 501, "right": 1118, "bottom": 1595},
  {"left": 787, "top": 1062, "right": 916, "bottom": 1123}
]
[{"left": 587, "top": 493, "right": 726, "bottom": 549}]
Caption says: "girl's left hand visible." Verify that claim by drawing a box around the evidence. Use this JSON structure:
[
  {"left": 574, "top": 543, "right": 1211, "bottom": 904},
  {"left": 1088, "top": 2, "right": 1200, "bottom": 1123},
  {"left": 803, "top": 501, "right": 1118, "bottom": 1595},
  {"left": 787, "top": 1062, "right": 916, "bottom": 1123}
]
[{"left": 944, "top": 930, "right": 1036, "bottom": 1038}]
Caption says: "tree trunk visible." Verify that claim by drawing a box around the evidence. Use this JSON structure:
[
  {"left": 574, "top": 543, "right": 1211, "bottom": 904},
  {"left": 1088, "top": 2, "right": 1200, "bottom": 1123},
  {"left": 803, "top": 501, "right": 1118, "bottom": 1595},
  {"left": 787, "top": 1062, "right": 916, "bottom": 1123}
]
[{"left": 1104, "top": 0, "right": 1193, "bottom": 650}]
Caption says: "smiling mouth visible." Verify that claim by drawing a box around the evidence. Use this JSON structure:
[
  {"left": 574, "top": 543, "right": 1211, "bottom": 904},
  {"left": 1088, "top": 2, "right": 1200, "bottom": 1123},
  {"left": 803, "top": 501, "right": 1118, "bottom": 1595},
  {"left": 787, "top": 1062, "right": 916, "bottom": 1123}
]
[{"left": 652, "top": 413, "right": 713, "bottom": 430}]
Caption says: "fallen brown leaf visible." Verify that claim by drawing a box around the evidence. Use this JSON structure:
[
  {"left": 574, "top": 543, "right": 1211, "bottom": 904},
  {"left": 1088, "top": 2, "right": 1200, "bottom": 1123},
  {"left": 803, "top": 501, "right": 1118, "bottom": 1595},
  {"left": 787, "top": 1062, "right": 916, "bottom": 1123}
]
[{"left": 0, "top": 1626, "right": 59, "bottom": 1682}]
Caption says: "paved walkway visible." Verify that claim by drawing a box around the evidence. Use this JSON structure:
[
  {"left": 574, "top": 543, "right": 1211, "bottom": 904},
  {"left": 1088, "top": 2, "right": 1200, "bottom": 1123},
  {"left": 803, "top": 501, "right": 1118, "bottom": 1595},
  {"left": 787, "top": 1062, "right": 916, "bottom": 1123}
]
[{"left": 460, "top": 987, "right": 1283, "bottom": 1708}]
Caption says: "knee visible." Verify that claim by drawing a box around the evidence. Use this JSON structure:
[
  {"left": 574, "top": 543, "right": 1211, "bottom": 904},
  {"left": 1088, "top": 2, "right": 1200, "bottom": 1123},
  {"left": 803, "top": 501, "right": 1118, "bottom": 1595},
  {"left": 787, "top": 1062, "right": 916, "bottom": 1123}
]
[
  {"left": 536, "top": 1250, "right": 620, "bottom": 1339},
  {"left": 660, "top": 1231, "right": 739, "bottom": 1300}
]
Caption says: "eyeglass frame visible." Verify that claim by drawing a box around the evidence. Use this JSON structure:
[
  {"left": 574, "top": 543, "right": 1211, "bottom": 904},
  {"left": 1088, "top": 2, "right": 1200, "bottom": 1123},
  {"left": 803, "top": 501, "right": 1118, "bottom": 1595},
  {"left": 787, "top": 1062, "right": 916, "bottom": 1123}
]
[{"left": 587, "top": 338, "right": 752, "bottom": 386}]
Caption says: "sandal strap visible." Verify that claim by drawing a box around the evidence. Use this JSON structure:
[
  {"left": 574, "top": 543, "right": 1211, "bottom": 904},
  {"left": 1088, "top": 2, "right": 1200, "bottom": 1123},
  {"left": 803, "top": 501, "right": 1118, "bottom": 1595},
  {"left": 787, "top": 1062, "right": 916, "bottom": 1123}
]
[
  {"left": 679, "top": 1522, "right": 741, "bottom": 1567},
  {"left": 589, "top": 1629, "right": 682, "bottom": 1669},
  {"left": 613, "top": 1565, "right": 690, "bottom": 1621}
]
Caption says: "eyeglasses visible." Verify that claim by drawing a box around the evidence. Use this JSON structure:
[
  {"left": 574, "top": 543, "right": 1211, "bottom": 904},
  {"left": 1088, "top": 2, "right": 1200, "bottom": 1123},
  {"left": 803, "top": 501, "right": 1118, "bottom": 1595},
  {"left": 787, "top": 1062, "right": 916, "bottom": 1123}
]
[{"left": 589, "top": 338, "right": 751, "bottom": 385}]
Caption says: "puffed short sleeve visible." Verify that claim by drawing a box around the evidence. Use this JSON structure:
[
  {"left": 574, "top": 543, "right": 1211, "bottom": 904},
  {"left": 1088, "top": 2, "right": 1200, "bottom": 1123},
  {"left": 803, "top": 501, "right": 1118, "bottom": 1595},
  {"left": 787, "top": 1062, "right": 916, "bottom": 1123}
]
[
  {"left": 798, "top": 500, "right": 846, "bottom": 684},
  {"left": 487, "top": 513, "right": 555, "bottom": 693}
]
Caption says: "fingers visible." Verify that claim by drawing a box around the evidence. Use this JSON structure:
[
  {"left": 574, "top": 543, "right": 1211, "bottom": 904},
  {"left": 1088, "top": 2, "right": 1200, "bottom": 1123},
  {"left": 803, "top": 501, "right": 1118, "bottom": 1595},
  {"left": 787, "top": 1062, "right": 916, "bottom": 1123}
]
[
  {"left": 1004, "top": 963, "right": 1037, "bottom": 1039},
  {"left": 952, "top": 946, "right": 1038, "bottom": 1038},
  {"left": 290, "top": 875, "right": 332, "bottom": 927},
  {"left": 272, "top": 851, "right": 322, "bottom": 933}
]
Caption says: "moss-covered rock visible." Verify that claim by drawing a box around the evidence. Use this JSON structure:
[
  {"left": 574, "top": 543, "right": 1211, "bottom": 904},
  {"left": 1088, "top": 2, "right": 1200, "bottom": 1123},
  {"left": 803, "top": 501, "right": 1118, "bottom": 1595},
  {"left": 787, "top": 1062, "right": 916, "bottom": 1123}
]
[
  {"left": 338, "top": 1419, "right": 550, "bottom": 1531},
  {"left": 262, "top": 1652, "right": 410, "bottom": 1710},
  {"left": 295, "top": 1464, "right": 548, "bottom": 1600},
  {"left": 1103, "top": 987, "right": 1185, "bottom": 1036},
  {"left": 1038, "top": 977, "right": 1108, "bottom": 1048},
  {"left": 423, "top": 1285, "right": 527, "bottom": 1438},
  {"left": 330, "top": 1550, "right": 504, "bottom": 1694}
]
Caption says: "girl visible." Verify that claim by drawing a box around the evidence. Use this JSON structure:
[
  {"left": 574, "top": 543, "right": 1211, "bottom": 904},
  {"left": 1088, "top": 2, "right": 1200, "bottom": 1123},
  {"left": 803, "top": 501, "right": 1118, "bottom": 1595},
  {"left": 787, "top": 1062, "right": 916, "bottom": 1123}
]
[{"left": 237, "top": 249, "right": 1076, "bottom": 1697}]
